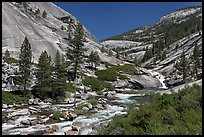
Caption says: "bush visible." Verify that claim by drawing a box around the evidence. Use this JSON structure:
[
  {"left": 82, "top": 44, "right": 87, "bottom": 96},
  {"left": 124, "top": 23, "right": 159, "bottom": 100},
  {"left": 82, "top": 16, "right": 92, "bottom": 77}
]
[
  {"left": 95, "top": 64, "right": 137, "bottom": 81},
  {"left": 52, "top": 111, "right": 66, "bottom": 120},
  {"left": 2, "top": 111, "right": 8, "bottom": 118},
  {"left": 55, "top": 96, "right": 66, "bottom": 103},
  {"left": 2, "top": 91, "right": 29, "bottom": 105},
  {"left": 88, "top": 98, "right": 97, "bottom": 106},
  {"left": 95, "top": 69, "right": 118, "bottom": 81},
  {"left": 4, "top": 57, "right": 19, "bottom": 64},
  {"left": 100, "top": 84, "right": 202, "bottom": 135},
  {"left": 83, "top": 76, "right": 103, "bottom": 91},
  {"left": 76, "top": 104, "right": 86, "bottom": 110},
  {"left": 64, "top": 82, "right": 79, "bottom": 92}
]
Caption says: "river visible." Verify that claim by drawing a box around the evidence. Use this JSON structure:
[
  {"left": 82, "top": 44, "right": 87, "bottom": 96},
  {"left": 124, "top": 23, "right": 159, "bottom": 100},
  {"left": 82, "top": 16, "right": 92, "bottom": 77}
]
[{"left": 2, "top": 70, "right": 168, "bottom": 135}]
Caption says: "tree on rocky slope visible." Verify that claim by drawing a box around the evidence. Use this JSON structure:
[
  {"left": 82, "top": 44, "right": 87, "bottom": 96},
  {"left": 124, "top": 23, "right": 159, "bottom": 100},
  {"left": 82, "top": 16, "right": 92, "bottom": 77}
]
[
  {"left": 42, "top": 10, "right": 47, "bottom": 18},
  {"left": 193, "top": 45, "right": 201, "bottom": 79},
  {"left": 66, "top": 22, "right": 86, "bottom": 81},
  {"left": 4, "top": 49, "right": 10, "bottom": 60},
  {"left": 51, "top": 51, "right": 67, "bottom": 99},
  {"left": 88, "top": 51, "right": 100, "bottom": 69},
  {"left": 33, "top": 51, "right": 52, "bottom": 99},
  {"left": 18, "top": 37, "right": 32, "bottom": 93},
  {"left": 180, "top": 50, "right": 188, "bottom": 83}
]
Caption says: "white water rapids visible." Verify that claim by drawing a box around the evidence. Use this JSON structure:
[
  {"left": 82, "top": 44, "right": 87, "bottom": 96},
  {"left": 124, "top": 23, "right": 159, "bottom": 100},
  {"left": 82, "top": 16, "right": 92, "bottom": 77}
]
[
  {"left": 148, "top": 70, "right": 168, "bottom": 89},
  {"left": 2, "top": 70, "right": 168, "bottom": 135}
]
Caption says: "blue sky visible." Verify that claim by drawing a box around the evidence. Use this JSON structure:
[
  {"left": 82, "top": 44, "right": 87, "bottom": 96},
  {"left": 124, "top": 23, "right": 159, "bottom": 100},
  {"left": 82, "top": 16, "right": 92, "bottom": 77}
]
[{"left": 54, "top": 2, "right": 202, "bottom": 40}]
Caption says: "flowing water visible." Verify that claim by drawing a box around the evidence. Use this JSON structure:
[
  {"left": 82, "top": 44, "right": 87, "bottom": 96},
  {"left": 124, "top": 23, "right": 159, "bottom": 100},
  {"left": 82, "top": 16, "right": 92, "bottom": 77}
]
[{"left": 2, "top": 70, "right": 168, "bottom": 135}]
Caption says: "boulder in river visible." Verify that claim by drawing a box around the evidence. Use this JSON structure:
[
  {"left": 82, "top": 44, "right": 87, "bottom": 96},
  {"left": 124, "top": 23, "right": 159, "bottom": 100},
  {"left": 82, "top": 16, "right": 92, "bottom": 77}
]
[
  {"left": 44, "top": 125, "right": 59, "bottom": 133},
  {"left": 67, "top": 111, "right": 77, "bottom": 121},
  {"left": 87, "top": 103, "right": 93, "bottom": 110},
  {"left": 64, "top": 129, "right": 78, "bottom": 135},
  {"left": 20, "top": 131, "right": 33, "bottom": 135},
  {"left": 82, "top": 106, "right": 89, "bottom": 111},
  {"left": 2, "top": 104, "right": 8, "bottom": 109},
  {"left": 21, "top": 119, "right": 32, "bottom": 125},
  {"left": 71, "top": 125, "right": 80, "bottom": 131}
]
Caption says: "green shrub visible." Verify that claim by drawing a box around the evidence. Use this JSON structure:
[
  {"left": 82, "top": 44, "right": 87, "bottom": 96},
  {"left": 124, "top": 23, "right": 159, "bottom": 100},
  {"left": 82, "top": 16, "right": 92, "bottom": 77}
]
[
  {"left": 4, "top": 57, "right": 19, "bottom": 64},
  {"left": 100, "top": 84, "right": 202, "bottom": 135},
  {"left": 2, "top": 111, "right": 8, "bottom": 118},
  {"left": 64, "top": 82, "right": 79, "bottom": 92},
  {"left": 83, "top": 76, "right": 103, "bottom": 91},
  {"left": 52, "top": 111, "right": 66, "bottom": 120},
  {"left": 88, "top": 98, "right": 97, "bottom": 106},
  {"left": 55, "top": 96, "right": 66, "bottom": 103},
  {"left": 118, "top": 74, "right": 129, "bottom": 80},
  {"left": 95, "top": 69, "right": 117, "bottom": 81},
  {"left": 95, "top": 64, "right": 137, "bottom": 81},
  {"left": 76, "top": 104, "right": 86, "bottom": 110},
  {"left": 2, "top": 92, "right": 29, "bottom": 105}
]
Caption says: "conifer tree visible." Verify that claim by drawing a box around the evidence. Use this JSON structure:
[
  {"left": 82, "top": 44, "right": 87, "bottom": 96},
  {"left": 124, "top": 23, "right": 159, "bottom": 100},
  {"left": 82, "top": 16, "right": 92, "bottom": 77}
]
[
  {"left": 34, "top": 51, "right": 52, "bottom": 98},
  {"left": 52, "top": 51, "right": 67, "bottom": 99},
  {"left": 180, "top": 51, "right": 188, "bottom": 83},
  {"left": 4, "top": 49, "right": 10, "bottom": 60},
  {"left": 42, "top": 10, "right": 47, "bottom": 18},
  {"left": 18, "top": 37, "right": 32, "bottom": 93},
  {"left": 66, "top": 22, "right": 86, "bottom": 81},
  {"left": 193, "top": 45, "right": 200, "bottom": 79}
]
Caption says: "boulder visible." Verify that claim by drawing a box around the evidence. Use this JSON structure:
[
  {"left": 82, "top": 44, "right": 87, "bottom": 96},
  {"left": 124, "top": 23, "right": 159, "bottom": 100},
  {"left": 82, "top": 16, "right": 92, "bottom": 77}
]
[
  {"left": 87, "top": 103, "right": 93, "bottom": 110},
  {"left": 67, "top": 112, "right": 77, "bottom": 121},
  {"left": 45, "top": 125, "right": 59, "bottom": 133},
  {"left": 29, "top": 106, "right": 38, "bottom": 111},
  {"left": 2, "top": 104, "right": 8, "bottom": 109},
  {"left": 20, "top": 131, "right": 33, "bottom": 135},
  {"left": 82, "top": 106, "right": 89, "bottom": 111},
  {"left": 8, "top": 109, "right": 30, "bottom": 118},
  {"left": 59, "top": 117, "right": 65, "bottom": 121},
  {"left": 108, "top": 91, "right": 116, "bottom": 95},
  {"left": 28, "top": 99, "right": 34, "bottom": 105},
  {"left": 71, "top": 125, "right": 80, "bottom": 131},
  {"left": 21, "top": 119, "right": 31, "bottom": 125},
  {"left": 33, "top": 98, "right": 41, "bottom": 105},
  {"left": 96, "top": 104, "right": 103, "bottom": 110},
  {"left": 64, "top": 129, "right": 78, "bottom": 135},
  {"left": 38, "top": 117, "right": 49, "bottom": 124}
]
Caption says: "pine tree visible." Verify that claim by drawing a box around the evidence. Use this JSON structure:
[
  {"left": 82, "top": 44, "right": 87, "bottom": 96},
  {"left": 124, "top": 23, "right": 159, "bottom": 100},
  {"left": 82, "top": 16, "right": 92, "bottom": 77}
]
[
  {"left": 66, "top": 22, "right": 86, "bottom": 81},
  {"left": 18, "top": 37, "right": 32, "bottom": 93},
  {"left": 180, "top": 51, "right": 188, "bottom": 83},
  {"left": 193, "top": 45, "right": 200, "bottom": 79},
  {"left": 4, "top": 49, "right": 10, "bottom": 60},
  {"left": 94, "top": 51, "right": 100, "bottom": 69},
  {"left": 42, "top": 10, "right": 47, "bottom": 18},
  {"left": 51, "top": 51, "right": 67, "bottom": 99},
  {"left": 34, "top": 51, "right": 52, "bottom": 98}
]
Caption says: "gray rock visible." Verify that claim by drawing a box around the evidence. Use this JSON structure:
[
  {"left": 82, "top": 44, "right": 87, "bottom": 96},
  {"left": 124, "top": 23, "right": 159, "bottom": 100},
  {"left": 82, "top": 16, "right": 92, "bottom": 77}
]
[
  {"left": 82, "top": 106, "right": 89, "bottom": 111},
  {"left": 2, "top": 104, "right": 8, "bottom": 109},
  {"left": 21, "top": 119, "right": 31, "bottom": 125},
  {"left": 87, "top": 103, "right": 93, "bottom": 110}
]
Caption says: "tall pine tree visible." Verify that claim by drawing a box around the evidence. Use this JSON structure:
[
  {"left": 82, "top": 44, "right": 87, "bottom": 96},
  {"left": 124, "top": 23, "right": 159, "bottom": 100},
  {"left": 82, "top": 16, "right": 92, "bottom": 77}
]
[
  {"left": 52, "top": 51, "right": 67, "bottom": 99},
  {"left": 34, "top": 51, "right": 52, "bottom": 99},
  {"left": 18, "top": 37, "right": 32, "bottom": 93},
  {"left": 193, "top": 45, "right": 200, "bottom": 79},
  {"left": 66, "top": 22, "right": 86, "bottom": 81}
]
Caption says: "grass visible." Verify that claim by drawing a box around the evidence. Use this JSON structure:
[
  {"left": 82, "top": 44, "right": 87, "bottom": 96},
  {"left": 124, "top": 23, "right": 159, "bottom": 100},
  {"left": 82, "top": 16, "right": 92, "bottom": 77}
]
[
  {"left": 88, "top": 98, "right": 97, "bottom": 106},
  {"left": 2, "top": 91, "right": 29, "bottom": 105}
]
